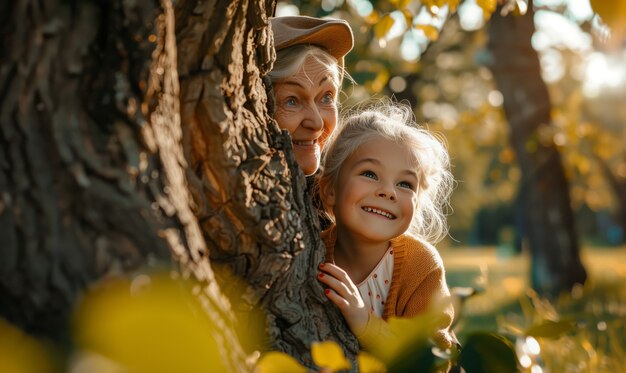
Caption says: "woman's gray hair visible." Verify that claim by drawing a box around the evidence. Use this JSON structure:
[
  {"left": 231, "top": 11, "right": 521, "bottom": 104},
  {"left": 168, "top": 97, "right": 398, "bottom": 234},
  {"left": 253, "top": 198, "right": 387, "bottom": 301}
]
[{"left": 267, "top": 44, "right": 342, "bottom": 87}]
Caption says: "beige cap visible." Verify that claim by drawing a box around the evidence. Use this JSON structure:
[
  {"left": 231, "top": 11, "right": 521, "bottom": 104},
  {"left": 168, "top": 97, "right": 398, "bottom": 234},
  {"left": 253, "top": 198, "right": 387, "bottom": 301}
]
[{"left": 270, "top": 15, "right": 354, "bottom": 66}]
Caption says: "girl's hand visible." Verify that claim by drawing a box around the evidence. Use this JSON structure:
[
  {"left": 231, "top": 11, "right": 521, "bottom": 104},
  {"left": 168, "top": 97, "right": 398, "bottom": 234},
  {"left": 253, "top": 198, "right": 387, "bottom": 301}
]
[{"left": 317, "top": 262, "right": 369, "bottom": 335}]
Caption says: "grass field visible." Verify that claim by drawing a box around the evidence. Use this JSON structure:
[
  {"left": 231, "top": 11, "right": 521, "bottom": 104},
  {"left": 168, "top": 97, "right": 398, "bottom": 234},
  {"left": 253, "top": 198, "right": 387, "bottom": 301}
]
[{"left": 441, "top": 246, "right": 626, "bottom": 372}]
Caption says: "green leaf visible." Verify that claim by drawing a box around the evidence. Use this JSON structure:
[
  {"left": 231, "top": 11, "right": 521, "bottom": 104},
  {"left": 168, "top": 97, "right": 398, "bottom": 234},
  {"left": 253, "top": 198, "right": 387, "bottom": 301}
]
[
  {"left": 525, "top": 319, "right": 576, "bottom": 339},
  {"left": 387, "top": 342, "right": 435, "bottom": 373},
  {"left": 459, "top": 332, "right": 517, "bottom": 373}
]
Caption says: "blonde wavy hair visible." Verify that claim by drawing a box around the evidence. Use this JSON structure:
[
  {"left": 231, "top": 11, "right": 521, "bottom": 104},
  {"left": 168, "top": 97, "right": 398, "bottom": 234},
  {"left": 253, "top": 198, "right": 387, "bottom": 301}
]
[{"left": 317, "top": 101, "right": 454, "bottom": 244}]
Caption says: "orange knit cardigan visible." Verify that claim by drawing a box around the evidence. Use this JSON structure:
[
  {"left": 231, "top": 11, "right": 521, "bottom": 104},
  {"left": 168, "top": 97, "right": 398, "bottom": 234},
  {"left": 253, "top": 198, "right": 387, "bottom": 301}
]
[{"left": 322, "top": 226, "right": 457, "bottom": 350}]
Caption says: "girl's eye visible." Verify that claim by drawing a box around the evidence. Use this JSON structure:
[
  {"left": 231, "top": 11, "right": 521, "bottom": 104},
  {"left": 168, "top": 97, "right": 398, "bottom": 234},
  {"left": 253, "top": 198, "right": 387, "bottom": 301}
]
[
  {"left": 397, "top": 181, "right": 415, "bottom": 190},
  {"left": 361, "top": 170, "right": 377, "bottom": 179}
]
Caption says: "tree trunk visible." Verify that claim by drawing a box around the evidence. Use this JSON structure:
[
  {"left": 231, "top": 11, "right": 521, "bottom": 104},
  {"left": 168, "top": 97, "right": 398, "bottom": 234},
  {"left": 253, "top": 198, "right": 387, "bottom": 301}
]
[
  {"left": 487, "top": 2, "right": 587, "bottom": 297},
  {"left": 1, "top": 0, "right": 358, "bottom": 370},
  {"left": 175, "top": 0, "right": 359, "bottom": 365},
  {"left": 595, "top": 154, "right": 626, "bottom": 244}
]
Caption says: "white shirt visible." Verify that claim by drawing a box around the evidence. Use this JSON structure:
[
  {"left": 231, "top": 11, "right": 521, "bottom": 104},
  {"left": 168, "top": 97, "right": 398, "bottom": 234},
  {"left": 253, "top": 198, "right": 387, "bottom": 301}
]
[{"left": 356, "top": 246, "right": 394, "bottom": 317}]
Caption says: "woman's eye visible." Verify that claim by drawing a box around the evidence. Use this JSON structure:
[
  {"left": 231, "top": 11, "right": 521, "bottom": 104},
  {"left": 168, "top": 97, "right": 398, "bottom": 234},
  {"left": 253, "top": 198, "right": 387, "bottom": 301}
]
[
  {"left": 285, "top": 97, "right": 298, "bottom": 107},
  {"left": 361, "top": 170, "right": 377, "bottom": 179},
  {"left": 397, "top": 181, "right": 414, "bottom": 190},
  {"left": 321, "top": 92, "right": 334, "bottom": 104}
]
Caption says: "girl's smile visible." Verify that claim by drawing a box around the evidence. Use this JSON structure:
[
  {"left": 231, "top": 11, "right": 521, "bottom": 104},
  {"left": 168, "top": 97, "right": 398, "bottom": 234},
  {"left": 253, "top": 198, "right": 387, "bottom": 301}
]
[{"left": 323, "top": 138, "right": 419, "bottom": 244}]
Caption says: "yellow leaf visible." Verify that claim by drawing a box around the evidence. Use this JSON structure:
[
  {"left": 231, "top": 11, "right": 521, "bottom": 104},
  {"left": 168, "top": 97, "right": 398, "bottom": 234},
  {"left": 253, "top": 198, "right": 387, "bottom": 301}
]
[
  {"left": 514, "top": 0, "right": 528, "bottom": 16},
  {"left": 476, "top": 0, "right": 498, "bottom": 19},
  {"left": 0, "top": 320, "right": 53, "bottom": 373},
  {"left": 368, "top": 66, "right": 390, "bottom": 93},
  {"left": 402, "top": 9, "right": 413, "bottom": 28},
  {"left": 422, "top": 0, "right": 448, "bottom": 14},
  {"left": 364, "top": 10, "right": 380, "bottom": 25},
  {"left": 390, "top": 0, "right": 413, "bottom": 8},
  {"left": 311, "top": 341, "right": 351, "bottom": 371},
  {"left": 374, "top": 14, "right": 395, "bottom": 40},
  {"left": 256, "top": 352, "right": 307, "bottom": 373},
  {"left": 365, "top": 304, "right": 449, "bottom": 363},
  {"left": 414, "top": 24, "right": 440, "bottom": 41},
  {"left": 448, "top": 0, "right": 461, "bottom": 12},
  {"left": 73, "top": 275, "right": 231, "bottom": 373},
  {"left": 357, "top": 352, "right": 387, "bottom": 373}
]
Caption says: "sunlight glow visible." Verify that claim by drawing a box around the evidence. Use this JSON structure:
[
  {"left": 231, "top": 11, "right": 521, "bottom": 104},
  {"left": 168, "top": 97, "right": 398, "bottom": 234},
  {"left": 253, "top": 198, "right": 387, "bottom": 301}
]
[
  {"left": 321, "top": 0, "right": 344, "bottom": 12},
  {"left": 348, "top": 0, "right": 373, "bottom": 17},
  {"left": 414, "top": 5, "right": 448, "bottom": 29},
  {"left": 534, "top": 0, "right": 567, "bottom": 6},
  {"left": 533, "top": 11, "right": 592, "bottom": 52},
  {"left": 389, "top": 76, "right": 407, "bottom": 93},
  {"left": 583, "top": 52, "right": 626, "bottom": 98},
  {"left": 525, "top": 337, "right": 541, "bottom": 355},
  {"left": 539, "top": 49, "right": 565, "bottom": 83},
  {"left": 401, "top": 31, "right": 422, "bottom": 61},
  {"left": 275, "top": 3, "right": 299, "bottom": 16},
  {"left": 458, "top": 0, "right": 485, "bottom": 31},
  {"left": 567, "top": 0, "right": 593, "bottom": 22},
  {"left": 387, "top": 10, "right": 409, "bottom": 40},
  {"left": 487, "top": 90, "right": 503, "bottom": 107},
  {"left": 519, "top": 354, "right": 532, "bottom": 368}
]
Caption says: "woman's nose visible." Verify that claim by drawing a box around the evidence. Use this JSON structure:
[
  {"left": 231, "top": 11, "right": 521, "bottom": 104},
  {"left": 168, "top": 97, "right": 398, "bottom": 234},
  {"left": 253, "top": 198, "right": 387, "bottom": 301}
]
[{"left": 301, "top": 103, "right": 324, "bottom": 131}]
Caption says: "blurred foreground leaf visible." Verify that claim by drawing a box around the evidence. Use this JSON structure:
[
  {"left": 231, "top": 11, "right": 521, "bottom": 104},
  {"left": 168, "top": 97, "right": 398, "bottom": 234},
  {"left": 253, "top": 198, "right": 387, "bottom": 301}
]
[
  {"left": 525, "top": 319, "right": 576, "bottom": 339},
  {"left": 374, "top": 14, "right": 395, "bottom": 40},
  {"left": 73, "top": 274, "right": 231, "bottom": 372},
  {"left": 357, "top": 351, "right": 387, "bottom": 373},
  {"left": 364, "top": 309, "right": 451, "bottom": 372},
  {"left": 374, "top": 312, "right": 440, "bottom": 362},
  {"left": 460, "top": 332, "right": 517, "bottom": 373},
  {"left": 311, "top": 340, "right": 351, "bottom": 371},
  {"left": 256, "top": 351, "right": 307, "bottom": 373},
  {"left": 0, "top": 319, "right": 54, "bottom": 373},
  {"left": 387, "top": 343, "right": 435, "bottom": 373}
]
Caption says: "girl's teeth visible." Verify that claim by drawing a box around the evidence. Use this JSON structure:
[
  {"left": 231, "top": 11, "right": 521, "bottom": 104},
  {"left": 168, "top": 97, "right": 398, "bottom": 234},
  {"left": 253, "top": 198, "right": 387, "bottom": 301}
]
[{"left": 363, "top": 207, "right": 394, "bottom": 219}]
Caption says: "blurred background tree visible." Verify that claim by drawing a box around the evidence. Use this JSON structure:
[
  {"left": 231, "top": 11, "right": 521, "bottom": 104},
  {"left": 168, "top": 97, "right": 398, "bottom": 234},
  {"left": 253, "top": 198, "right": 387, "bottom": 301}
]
[{"left": 276, "top": 0, "right": 626, "bottom": 297}]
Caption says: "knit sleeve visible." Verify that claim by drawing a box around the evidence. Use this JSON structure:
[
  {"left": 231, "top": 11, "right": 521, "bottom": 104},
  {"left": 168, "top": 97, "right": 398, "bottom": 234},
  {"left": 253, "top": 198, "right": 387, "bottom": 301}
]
[
  {"left": 403, "top": 264, "right": 456, "bottom": 350},
  {"left": 354, "top": 312, "right": 394, "bottom": 351}
]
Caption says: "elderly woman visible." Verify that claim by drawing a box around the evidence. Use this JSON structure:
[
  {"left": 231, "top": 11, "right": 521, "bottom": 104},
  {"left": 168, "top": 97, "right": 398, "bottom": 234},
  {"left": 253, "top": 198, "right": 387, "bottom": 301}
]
[{"left": 268, "top": 16, "right": 354, "bottom": 176}]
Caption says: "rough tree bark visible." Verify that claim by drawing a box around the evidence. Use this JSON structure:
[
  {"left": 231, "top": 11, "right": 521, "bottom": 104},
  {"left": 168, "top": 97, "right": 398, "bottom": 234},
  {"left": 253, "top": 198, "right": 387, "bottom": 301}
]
[
  {"left": 0, "top": 0, "right": 245, "bottom": 370},
  {"left": 175, "top": 0, "right": 358, "bottom": 365},
  {"left": 0, "top": 0, "right": 358, "bottom": 369},
  {"left": 487, "top": 2, "right": 587, "bottom": 297}
]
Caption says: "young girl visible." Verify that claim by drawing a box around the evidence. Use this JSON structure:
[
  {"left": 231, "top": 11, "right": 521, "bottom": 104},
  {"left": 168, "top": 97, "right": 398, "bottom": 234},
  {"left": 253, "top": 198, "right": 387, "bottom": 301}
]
[{"left": 316, "top": 102, "right": 457, "bottom": 351}]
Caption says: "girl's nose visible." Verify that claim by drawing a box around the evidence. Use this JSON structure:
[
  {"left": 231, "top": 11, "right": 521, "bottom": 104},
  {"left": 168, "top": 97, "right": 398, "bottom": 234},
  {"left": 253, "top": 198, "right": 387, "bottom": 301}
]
[{"left": 377, "top": 186, "right": 396, "bottom": 201}]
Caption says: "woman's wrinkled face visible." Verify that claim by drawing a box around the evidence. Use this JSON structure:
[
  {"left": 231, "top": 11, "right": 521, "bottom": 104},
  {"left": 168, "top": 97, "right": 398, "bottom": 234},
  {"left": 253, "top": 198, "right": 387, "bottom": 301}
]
[{"left": 273, "top": 57, "right": 339, "bottom": 176}]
